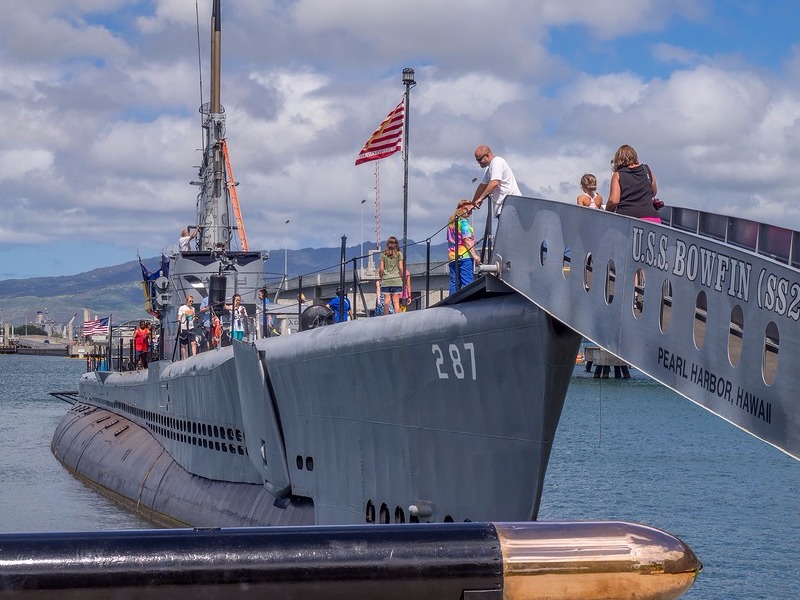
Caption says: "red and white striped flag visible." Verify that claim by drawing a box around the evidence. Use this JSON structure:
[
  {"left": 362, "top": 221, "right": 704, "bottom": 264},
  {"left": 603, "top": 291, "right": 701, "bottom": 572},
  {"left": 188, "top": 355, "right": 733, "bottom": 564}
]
[
  {"left": 83, "top": 317, "right": 109, "bottom": 336},
  {"left": 355, "top": 100, "right": 404, "bottom": 166}
]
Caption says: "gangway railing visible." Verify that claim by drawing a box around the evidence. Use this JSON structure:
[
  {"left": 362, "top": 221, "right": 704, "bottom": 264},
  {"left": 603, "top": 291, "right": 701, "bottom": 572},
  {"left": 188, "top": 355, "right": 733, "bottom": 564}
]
[{"left": 661, "top": 206, "right": 799, "bottom": 266}]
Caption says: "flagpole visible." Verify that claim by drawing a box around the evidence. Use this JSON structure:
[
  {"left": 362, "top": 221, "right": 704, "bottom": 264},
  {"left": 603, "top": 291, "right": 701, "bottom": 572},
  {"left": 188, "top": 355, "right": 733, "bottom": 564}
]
[
  {"left": 401, "top": 68, "right": 416, "bottom": 276},
  {"left": 106, "top": 314, "right": 113, "bottom": 371}
]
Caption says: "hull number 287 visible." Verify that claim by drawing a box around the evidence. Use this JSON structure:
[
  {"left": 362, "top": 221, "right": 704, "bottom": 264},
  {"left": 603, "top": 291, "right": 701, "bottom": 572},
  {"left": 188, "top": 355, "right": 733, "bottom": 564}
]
[{"left": 431, "top": 343, "right": 476, "bottom": 380}]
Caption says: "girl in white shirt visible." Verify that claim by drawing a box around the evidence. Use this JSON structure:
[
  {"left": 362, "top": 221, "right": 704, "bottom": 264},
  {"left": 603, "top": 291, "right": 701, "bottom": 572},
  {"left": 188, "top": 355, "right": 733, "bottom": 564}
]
[{"left": 577, "top": 173, "right": 603, "bottom": 209}]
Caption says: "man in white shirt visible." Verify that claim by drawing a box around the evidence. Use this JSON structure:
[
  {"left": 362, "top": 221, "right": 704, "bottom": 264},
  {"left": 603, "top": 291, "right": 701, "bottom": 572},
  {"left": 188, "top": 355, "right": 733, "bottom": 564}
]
[
  {"left": 472, "top": 145, "right": 521, "bottom": 218},
  {"left": 177, "top": 295, "right": 197, "bottom": 359},
  {"left": 178, "top": 227, "right": 198, "bottom": 251}
]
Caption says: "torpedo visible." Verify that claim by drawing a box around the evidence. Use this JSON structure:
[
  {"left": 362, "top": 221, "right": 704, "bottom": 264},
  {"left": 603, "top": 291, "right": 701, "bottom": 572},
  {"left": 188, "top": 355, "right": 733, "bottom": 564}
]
[{"left": 0, "top": 521, "right": 700, "bottom": 599}]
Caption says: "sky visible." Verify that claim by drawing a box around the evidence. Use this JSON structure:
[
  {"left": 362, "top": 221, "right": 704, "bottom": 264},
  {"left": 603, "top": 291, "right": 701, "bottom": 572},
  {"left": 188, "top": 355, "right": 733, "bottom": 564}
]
[{"left": 2, "top": 0, "right": 800, "bottom": 279}]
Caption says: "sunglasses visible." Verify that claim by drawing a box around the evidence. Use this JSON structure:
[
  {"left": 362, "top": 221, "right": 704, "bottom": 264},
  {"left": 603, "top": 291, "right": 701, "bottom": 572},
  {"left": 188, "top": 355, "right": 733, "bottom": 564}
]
[{"left": 475, "top": 152, "right": 488, "bottom": 162}]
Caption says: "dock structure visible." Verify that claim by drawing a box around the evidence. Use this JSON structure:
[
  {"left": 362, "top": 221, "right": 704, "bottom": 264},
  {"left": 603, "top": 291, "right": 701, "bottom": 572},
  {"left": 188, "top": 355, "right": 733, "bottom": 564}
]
[
  {"left": 583, "top": 345, "right": 631, "bottom": 379},
  {"left": 14, "top": 338, "right": 69, "bottom": 357}
]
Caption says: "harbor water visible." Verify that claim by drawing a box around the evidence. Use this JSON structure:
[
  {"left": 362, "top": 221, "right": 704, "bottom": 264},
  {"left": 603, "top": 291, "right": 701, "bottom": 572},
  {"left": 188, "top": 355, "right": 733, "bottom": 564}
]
[{"left": 1, "top": 354, "right": 798, "bottom": 598}]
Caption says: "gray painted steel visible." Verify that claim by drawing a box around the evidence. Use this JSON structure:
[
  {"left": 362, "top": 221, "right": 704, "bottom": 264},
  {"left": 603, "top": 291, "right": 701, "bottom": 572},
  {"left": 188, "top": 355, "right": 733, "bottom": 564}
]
[
  {"left": 494, "top": 196, "right": 800, "bottom": 460},
  {"left": 53, "top": 282, "right": 581, "bottom": 526},
  {"left": 51, "top": 404, "right": 314, "bottom": 527}
]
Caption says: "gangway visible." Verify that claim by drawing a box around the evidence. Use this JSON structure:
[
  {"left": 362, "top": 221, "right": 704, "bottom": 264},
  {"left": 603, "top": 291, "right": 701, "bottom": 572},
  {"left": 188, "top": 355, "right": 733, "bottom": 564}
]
[{"left": 492, "top": 197, "right": 800, "bottom": 461}]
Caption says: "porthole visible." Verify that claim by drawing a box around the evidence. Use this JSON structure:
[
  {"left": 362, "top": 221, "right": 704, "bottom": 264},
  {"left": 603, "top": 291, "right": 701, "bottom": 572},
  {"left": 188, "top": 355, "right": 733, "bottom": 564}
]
[
  {"left": 305, "top": 457, "right": 314, "bottom": 471},
  {"left": 605, "top": 260, "right": 616, "bottom": 305},
  {"left": 366, "top": 501, "right": 375, "bottom": 523},
  {"left": 296, "top": 455, "right": 303, "bottom": 469},
  {"left": 394, "top": 507, "right": 406, "bottom": 523},
  {"left": 728, "top": 305, "right": 744, "bottom": 367},
  {"left": 694, "top": 291, "right": 707, "bottom": 350},
  {"left": 583, "top": 253, "right": 593, "bottom": 291},
  {"left": 539, "top": 241, "right": 548, "bottom": 265},
  {"left": 763, "top": 322, "right": 779, "bottom": 386},
  {"left": 633, "top": 268, "right": 645, "bottom": 319},
  {"left": 379, "top": 504, "right": 390, "bottom": 524},
  {"left": 562, "top": 246, "right": 571, "bottom": 279},
  {"left": 659, "top": 279, "right": 672, "bottom": 334}
]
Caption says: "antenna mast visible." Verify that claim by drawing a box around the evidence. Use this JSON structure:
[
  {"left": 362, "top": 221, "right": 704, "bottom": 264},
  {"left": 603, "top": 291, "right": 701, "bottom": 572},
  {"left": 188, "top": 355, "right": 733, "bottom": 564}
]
[
  {"left": 374, "top": 163, "right": 381, "bottom": 250},
  {"left": 197, "top": 0, "right": 231, "bottom": 252}
]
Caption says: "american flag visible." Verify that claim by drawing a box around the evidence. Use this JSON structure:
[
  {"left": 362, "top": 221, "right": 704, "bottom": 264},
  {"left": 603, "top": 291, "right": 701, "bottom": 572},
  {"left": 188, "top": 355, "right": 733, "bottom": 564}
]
[
  {"left": 355, "top": 100, "right": 404, "bottom": 165},
  {"left": 83, "top": 317, "right": 109, "bottom": 336}
]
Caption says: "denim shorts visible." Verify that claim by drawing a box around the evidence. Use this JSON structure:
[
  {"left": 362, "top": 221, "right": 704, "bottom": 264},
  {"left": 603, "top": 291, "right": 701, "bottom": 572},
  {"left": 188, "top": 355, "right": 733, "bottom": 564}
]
[{"left": 381, "top": 286, "right": 402, "bottom": 293}]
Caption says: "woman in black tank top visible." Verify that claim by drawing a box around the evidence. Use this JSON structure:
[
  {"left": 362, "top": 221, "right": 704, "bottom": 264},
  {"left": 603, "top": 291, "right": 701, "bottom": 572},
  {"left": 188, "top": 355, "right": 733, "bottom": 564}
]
[{"left": 605, "top": 144, "right": 660, "bottom": 222}]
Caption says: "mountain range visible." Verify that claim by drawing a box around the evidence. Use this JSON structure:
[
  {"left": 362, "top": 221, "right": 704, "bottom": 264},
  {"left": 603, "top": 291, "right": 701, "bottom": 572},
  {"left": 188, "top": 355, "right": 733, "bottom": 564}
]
[{"left": 0, "top": 241, "right": 448, "bottom": 327}]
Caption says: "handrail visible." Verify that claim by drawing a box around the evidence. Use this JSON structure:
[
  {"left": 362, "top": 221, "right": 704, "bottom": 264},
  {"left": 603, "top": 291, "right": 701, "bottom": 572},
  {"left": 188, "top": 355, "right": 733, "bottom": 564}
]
[{"left": 662, "top": 206, "right": 797, "bottom": 267}]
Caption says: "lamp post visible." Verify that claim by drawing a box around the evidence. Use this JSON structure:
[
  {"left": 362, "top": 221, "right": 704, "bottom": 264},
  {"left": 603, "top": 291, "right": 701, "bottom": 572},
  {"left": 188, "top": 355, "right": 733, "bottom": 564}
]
[
  {"left": 284, "top": 219, "right": 290, "bottom": 290},
  {"left": 401, "top": 67, "right": 416, "bottom": 272},
  {"left": 360, "top": 198, "right": 366, "bottom": 271}
]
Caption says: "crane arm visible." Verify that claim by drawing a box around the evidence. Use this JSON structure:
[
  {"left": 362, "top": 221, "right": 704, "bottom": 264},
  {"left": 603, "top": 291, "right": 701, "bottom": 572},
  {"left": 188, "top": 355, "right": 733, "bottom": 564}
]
[{"left": 221, "top": 138, "right": 248, "bottom": 251}]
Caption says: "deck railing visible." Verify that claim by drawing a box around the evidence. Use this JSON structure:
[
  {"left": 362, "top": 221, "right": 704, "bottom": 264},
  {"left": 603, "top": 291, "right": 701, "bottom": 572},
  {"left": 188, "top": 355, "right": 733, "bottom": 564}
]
[{"left": 662, "top": 206, "right": 798, "bottom": 268}]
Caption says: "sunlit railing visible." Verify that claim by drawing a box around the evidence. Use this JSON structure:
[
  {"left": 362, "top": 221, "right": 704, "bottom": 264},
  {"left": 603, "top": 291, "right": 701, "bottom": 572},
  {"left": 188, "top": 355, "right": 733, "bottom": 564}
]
[{"left": 662, "top": 206, "right": 799, "bottom": 267}]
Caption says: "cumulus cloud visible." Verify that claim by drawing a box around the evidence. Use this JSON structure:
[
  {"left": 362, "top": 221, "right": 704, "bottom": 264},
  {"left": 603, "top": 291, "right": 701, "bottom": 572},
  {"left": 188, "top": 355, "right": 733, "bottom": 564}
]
[{"left": 1, "top": 0, "right": 800, "bottom": 278}]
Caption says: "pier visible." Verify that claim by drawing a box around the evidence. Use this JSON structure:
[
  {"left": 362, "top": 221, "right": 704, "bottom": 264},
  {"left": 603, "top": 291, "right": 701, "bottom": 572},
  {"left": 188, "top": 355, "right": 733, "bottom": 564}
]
[{"left": 583, "top": 345, "right": 631, "bottom": 379}]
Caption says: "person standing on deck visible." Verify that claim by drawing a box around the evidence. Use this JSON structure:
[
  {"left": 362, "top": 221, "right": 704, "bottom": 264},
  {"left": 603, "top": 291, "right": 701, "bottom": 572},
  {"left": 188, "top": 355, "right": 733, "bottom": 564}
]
[
  {"left": 472, "top": 146, "right": 520, "bottom": 219},
  {"left": 178, "top": 227, "right": 198, "bottom": 251},
  {"left": 327, "top": 289, "right": 352, "bottom": 322},
  {"left": 177, "top": 295, "right": 197, "bottom": 359},
  {"left": 256, "top": 288, "right": 272, "bottom": 338},
  {"left": 379, "top": 237, "right": 404, "bottom": 315},
  {"left": 577, "top": 174, "right": 603, "bottom": 209},
  {"left": 198, "top": 296, "right": 212, "bottom": 351},
  {"left": 225, "top": 294, "right": 247, "bottom": 341},
  {"left": 605, "top": 144, "right": 660, "bottom": 223},
  {"left": 447, "top": 200, "right": 481, "bottom": 294},
  {"left": 134, "top": 321, "right": 150, "bottom": 369}
]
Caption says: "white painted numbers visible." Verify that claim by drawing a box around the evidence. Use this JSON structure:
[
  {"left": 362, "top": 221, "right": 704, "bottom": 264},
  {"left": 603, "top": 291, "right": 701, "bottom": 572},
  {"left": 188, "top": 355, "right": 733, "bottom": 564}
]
[{"left": 432, "top": 342, "right": 476, "bottom": 380}]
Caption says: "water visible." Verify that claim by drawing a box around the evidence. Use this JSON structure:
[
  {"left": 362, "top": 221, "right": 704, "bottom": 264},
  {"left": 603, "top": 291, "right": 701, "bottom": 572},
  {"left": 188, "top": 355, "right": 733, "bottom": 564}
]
[
  {"left": 0, "top": 355, "right": 150, "bottom": 531},
  {"left": 539, "top": 369, "right": 800, "bottom": 599},
  {"left": 0, "top": 355, "right": 798, "bottom": 598}
]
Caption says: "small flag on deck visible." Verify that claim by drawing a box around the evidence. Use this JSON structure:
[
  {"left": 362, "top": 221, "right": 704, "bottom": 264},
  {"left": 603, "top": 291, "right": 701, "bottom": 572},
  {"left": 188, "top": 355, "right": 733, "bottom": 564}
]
[
  {"left": 83, "top": 317, "right": 109, "bottom": 336},
  {"left": 355, "top": 100, "right": 404, "bottom": 166}
]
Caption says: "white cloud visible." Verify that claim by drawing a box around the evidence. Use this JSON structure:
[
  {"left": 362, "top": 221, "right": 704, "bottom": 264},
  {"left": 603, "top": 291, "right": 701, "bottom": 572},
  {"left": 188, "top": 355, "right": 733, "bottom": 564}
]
[
  {"left": 0, "top": 150, "right": 54, "bottom": 183},
  {"left": 138, "top": 0, "right": 211, "bottom": 33},
  {"left": 2, "top": 0, "right": 800, "bottom": 279}
]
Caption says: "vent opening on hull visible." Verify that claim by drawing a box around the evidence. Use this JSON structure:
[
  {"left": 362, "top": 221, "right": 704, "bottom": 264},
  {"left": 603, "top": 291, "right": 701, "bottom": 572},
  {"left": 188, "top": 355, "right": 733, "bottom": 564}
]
[
  {"left": 295, "top": 455, "right": 314, "bottom": 471},
  {"left": 366, "top": 501, "right": 375, "bottom": 523}
]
